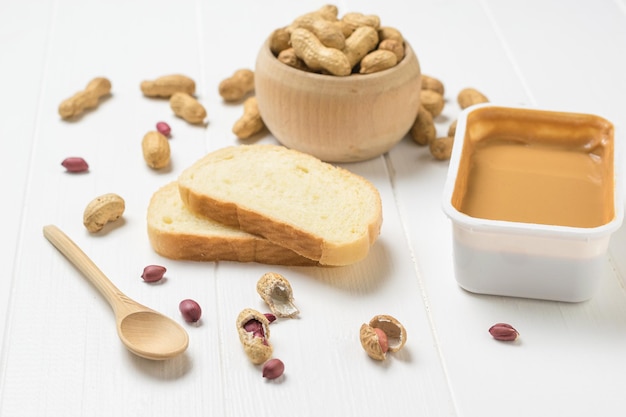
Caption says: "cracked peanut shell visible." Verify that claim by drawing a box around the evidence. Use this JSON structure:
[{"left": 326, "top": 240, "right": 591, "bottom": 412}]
[
  {"left": 236, "top": 308, "right": 273, "bottom": 365},
  {"left": 256, "top": 272, "right": 299, "bottom": 318},
  {"left": 360, "top": 314, "right": 407, "bottom": 360}
]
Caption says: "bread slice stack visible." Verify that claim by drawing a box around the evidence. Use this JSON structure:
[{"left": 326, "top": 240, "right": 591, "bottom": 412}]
[
  {"left": 147, "top": 182, "right": 317, "bottom": 265},
  {"left": 148, "top": 144, "right": 383, "bottom": 266}
]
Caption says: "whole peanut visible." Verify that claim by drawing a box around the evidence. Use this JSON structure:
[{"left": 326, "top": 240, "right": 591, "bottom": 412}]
[
  {"left": 457, "top": 87, "right": 489, "bottom": 109},
  {"left": 290, "top": 28, "right": 351, "bottom": 76},
  {"left": 359, "top": 49, "right": 397, "bottom": 74},
  {"left": 290, "top": 14, "right": 346, "bottom": 49},
  {"left": 378, "top": 26, "right": 404, "bottom": 44},
  {"left": 421, "top": 74, "right": 445, "bottom": 96},
  {"left": 378, "top": 39, "right": 404, "bottom": 62},
  {"left": 142, "top": 131, "right": 170, "bottom": 169},
  {"left": 341, "top": 12, "right": 380, "bottom": 32},
  {"left": 420, "top": 89, "right": 445, "bottom": 117},
  {"left": 232, "top": 97, "right": 265, "bottom": 139},
  {"left": 58, "top": 77, "right": 111, "bottom": 119},
  {"left": 342, "top": 26, "right": 379, "bottom": 69},
  {"left": 140, "top": 74, "right": 195, "bottom": 98},
  {"left": 277, "top": 48, "right": 310, "bottom": 71},
  {"left": 269, "top": 27, "right": 291, "bottom": 55},
  {"left": 218, "top": 69, "right": 255, "bottom": 102},
  {"left": 430, "top": 136, "right": 454, "bottom": 160},
  {"left": 83, "top": 193, "right": 125, "bottom": 233},
  {"left": 170, "top": 92, "right": 206, "bottom": 124},
  {"left": 410, "top": 105, "right": 436, "bottom": 146}
]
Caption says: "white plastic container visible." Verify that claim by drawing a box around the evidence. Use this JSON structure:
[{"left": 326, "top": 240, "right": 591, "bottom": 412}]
[{"left": 442, "top": 104, "right": 623, "bottom": 302}]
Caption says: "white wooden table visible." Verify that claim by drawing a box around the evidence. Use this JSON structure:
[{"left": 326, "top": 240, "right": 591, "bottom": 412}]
[{"left": 2, "top": 1, "right": 626, "bottom": 416}]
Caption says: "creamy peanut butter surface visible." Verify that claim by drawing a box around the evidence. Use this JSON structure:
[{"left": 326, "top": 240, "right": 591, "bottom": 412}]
[{"left": 452, "top": 107, "right": 615, "bottom": 228}]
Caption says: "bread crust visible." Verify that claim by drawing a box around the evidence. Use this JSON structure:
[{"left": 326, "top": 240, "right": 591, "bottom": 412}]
[
  {"left": 147, "top": 182, "right": 317, "bottom": 266},
  {"left": 147, "top": 226, "right": 317, "bottom": 265},
  {"left": 177, "top": 145, "right": 383, "bottom": 266},
  {"left": 178, "top": 186, "right": 325, "bottom": 260}
]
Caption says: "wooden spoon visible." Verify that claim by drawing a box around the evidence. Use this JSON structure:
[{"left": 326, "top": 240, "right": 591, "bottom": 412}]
[{"left": 43, "top": 225, "right": 189, "bottom": 360}]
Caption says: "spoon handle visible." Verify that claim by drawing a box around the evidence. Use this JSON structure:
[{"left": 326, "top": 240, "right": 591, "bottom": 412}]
[{"left": 43, "top": 225, "right": 128, "bottom": 314}]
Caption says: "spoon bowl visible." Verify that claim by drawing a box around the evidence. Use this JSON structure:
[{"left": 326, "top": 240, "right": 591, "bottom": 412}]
[
  {"left": 43, "top": 225, "right": 189, "bottom": 360},
  {"left": 118, "top": 311, "right": 189, "bottom": 360}
]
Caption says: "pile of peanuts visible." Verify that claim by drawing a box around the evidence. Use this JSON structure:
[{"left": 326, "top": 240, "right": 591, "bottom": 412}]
[
  {"left": 216, "top": 4, "right": 494, "bottom": 160},
  {"left": 56, "top": 3, "right": 492, "bottom": 230},
  {"left": 216, "top": 4, "right": 413, "bottom": 141},
  {"left": 57, "top": 74, "right": 208, "bottom": 174},
  {"left": 411, "top": 76, "right": 489, "bottom": 160},
  {"left": 56, "top": 73, "right": 211, "bottom": 231},
  {"left": 268, "top": 4, "right": 405, "bottom": 76}
]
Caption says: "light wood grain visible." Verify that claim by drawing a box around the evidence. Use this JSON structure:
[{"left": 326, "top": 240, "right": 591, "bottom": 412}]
[
  {"left": 43, "top": 225, "right": 189, "bottom": 360},
  {"left": 255, "top": 38, "right": 421, "bottom": 162},
  {"left": 1, "top": 0, "right": 626, "bottom": 416}
]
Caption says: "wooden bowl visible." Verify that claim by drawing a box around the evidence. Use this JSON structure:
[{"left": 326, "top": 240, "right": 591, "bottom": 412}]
[{"left": 254, "top": 39, "right": 422, "bottom": 163}]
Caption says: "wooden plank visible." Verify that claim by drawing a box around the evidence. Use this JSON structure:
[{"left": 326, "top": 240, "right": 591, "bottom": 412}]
[
  {"left": 3, "top": 0, "right": 626, "bottom": 416},
  {"left": 387, "top": 0, "right": 626, "bottom": 416},
  {"left": 0, "top": 0, "right": 53, "bottom": 351}
]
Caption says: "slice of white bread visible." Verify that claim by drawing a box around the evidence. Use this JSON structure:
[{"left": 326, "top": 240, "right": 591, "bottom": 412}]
[
  {"left": 147, "top": 181, "right": 317, "bottom": 265},
  {"left": 177, "top": 144, "right": 383, "bottom": 266}
]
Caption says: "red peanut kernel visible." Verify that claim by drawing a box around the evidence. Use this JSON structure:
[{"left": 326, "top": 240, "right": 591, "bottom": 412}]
[
  {"left": 373, "top": 328, "right": 389, "bottom": 353},
  {"left": 141, "top": 265, "right": 166, "bottom": 282},
  {"left": 61, "top": 157, "right": 89, "bottom": 173},
  {"left": 262, "top": 358, "right": 285, "bottom": 380},
  {"left": 179, "top": 299, "right": 202, "bottom": 323},
  {"left": 156, "top": 121, "right": 171, "bottom": 137},
  {"left": 489, "top": 323, "right": 519, "bottom": 341}
]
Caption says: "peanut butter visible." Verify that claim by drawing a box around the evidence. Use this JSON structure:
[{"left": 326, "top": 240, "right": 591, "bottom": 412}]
[{"left": 452, "top": 107, "right": 615, "bottom": 228}]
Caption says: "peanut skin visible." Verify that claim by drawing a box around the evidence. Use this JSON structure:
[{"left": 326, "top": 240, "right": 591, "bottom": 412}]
[
  {"left": 170, "top": 92, "right": 206, "bottom": 124},
  {"left": 58, "top": 77, "right": 111, "bottom": 119},
  {"left": 141, "top": 74, "right": 195, "bottom": 98}
]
